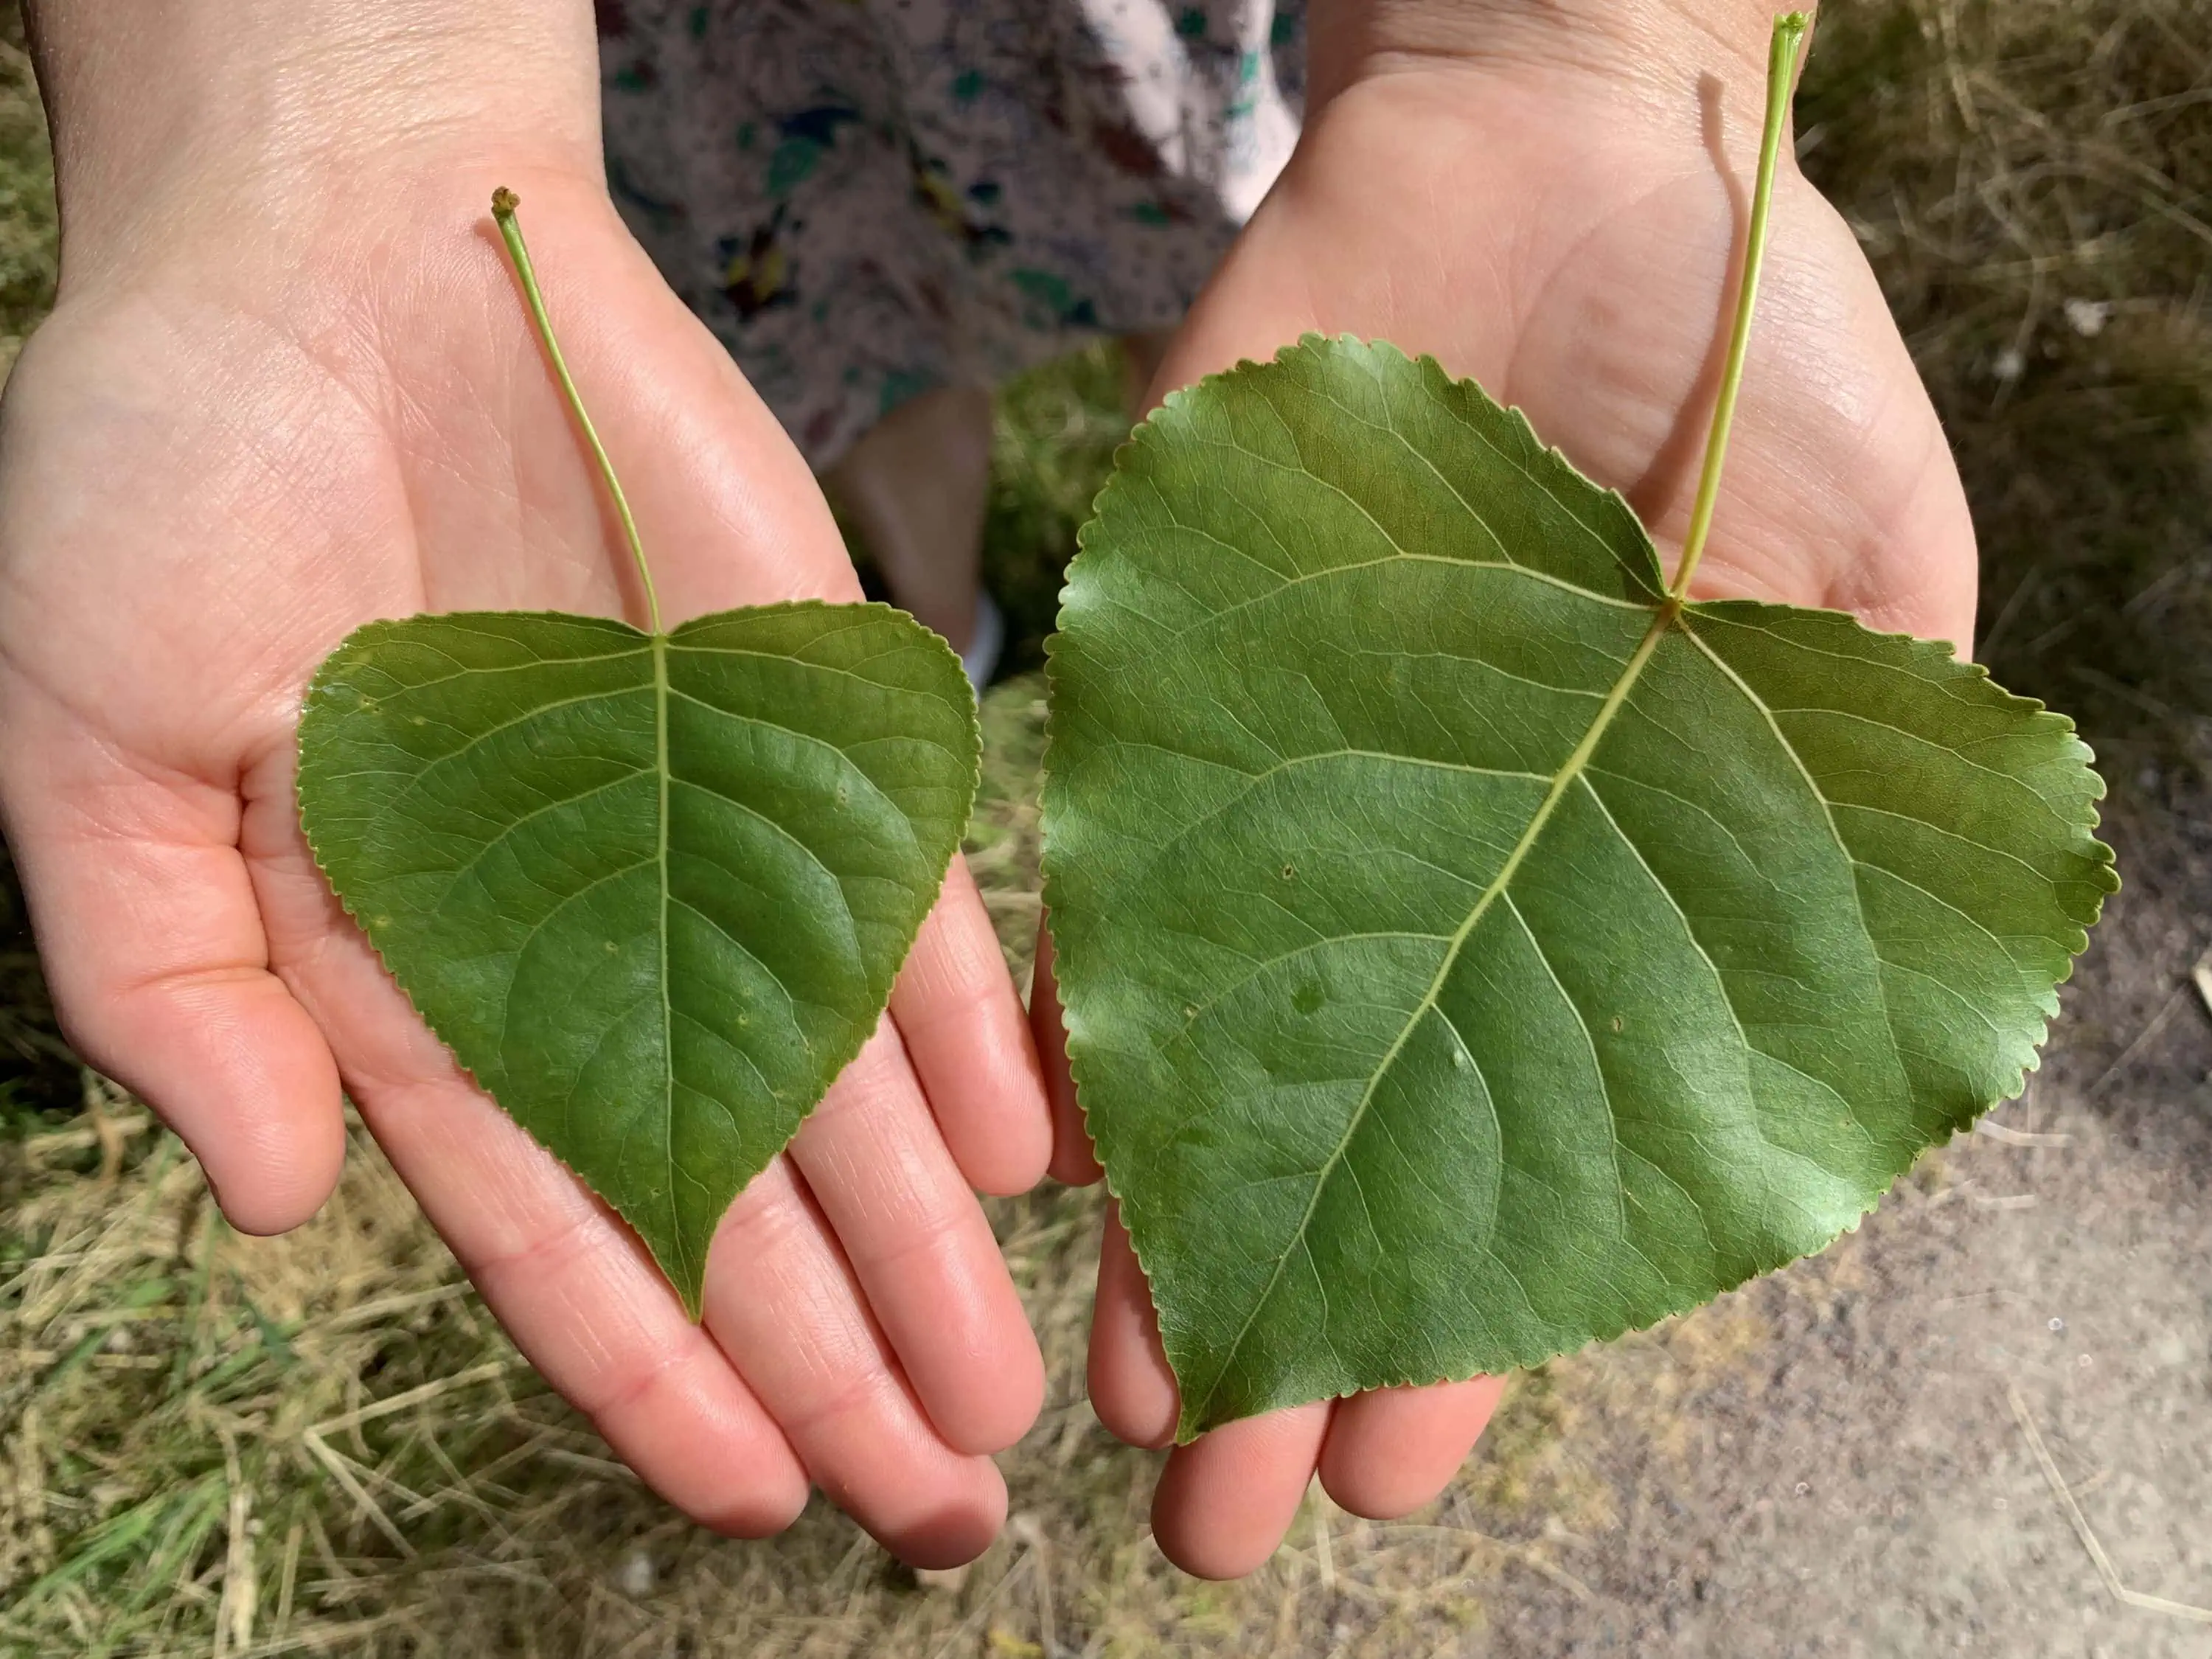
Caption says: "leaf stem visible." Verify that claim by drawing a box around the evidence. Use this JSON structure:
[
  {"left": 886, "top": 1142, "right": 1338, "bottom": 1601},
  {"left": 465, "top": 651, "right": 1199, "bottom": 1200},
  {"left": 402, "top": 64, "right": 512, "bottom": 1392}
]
[
  {"left": 490, "top": 187, "right": 663, "bottom": 635},
  {"left": 1667, "top": 11, "right": 1811, "bottom": 602}
]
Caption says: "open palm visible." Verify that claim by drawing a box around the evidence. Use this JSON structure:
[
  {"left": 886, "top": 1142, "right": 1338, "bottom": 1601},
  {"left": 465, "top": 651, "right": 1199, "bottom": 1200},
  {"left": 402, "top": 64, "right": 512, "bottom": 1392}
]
[
  {"left": 0, "top": 167, "right": 1053, "bottom": 1566},
  {"left": 1038, "top": 48, "right": 1978, "bottom": 1576}
]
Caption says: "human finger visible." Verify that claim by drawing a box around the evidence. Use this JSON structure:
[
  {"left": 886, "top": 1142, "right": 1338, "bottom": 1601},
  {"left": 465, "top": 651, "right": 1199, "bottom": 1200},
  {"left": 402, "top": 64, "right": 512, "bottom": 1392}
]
[
  {"left": 1318, "top": 1374, "right": 1506, "bottom": 1519},
  {"left": 1087, "top": 1201, "right": 1178, "bottom": 1448},
  {"left": 786, "top": 1015, "right": 1043, "bottom": 1454},
  {"left": 340, "top": 1052, "right": 813, "bottom": 1537},
  {"left": 0, "top": 707, "right": 345, "bottom": 1231},
  {"left": 703, "top": 1155, "right": 1009, "bottom": 1567},
  {"left": 890, "top": 858, "right": 1053, "bottom": 1195},
  {"left": 1149, "top": 1402, "right": 1333, "bottom": 1580}
]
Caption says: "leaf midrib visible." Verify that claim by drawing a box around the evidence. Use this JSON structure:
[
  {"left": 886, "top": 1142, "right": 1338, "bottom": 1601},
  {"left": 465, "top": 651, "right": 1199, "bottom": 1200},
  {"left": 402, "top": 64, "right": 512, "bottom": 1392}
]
[
  {"left": 1187, "top": 602, "right": 1677, "bottom": 1430},
  {"left": 652, "top": 629, "right": 682, "bottom": 1298}
]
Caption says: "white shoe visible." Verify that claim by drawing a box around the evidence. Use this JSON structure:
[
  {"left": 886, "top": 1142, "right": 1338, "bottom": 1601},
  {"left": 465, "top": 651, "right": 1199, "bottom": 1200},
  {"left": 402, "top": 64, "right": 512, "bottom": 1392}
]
[{"left": 961, "top": 591, "right": 1004, "bottom": 691}]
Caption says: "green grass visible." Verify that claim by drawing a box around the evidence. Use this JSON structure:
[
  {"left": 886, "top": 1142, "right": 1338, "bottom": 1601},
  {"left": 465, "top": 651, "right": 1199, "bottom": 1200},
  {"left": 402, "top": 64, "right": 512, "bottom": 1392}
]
[{"left": 2, "top": 1, "right": 2208, "bottom": 1653}]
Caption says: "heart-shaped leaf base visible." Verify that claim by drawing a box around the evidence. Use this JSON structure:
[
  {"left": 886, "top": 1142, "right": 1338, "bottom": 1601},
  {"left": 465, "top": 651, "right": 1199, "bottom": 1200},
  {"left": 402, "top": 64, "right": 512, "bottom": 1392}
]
[{"left": 300, "top": 600, "right": 978, "bottom": 1313}]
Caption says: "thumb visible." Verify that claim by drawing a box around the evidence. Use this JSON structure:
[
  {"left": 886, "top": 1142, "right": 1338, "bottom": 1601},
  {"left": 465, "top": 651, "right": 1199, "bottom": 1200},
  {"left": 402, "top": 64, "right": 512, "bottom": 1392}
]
[{"left": 1, "top": 692, "right": 344, "bottom": 1232}]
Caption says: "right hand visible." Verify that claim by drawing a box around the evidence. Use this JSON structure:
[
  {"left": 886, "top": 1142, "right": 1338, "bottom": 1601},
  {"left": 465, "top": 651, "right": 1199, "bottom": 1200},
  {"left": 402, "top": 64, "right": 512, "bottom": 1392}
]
[
  {"left": 1032, "top": 0, "right": 1975, "bottom": 1576},
  {"left": 0, "top": 60, "right": 1052, "bottom": 1562}
]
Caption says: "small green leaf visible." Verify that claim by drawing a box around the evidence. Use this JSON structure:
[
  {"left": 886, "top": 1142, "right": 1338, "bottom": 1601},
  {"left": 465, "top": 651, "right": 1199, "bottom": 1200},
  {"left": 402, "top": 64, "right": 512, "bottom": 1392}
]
[
  {"left": 299, "top": 602, "right": 978, "bottom": 1312},
  {"left": 1040, "top": 335, "right": 2115, "bottom": 1439},
  {"left": 291, "top": 193, "right": 978, "bottom": 1314}
]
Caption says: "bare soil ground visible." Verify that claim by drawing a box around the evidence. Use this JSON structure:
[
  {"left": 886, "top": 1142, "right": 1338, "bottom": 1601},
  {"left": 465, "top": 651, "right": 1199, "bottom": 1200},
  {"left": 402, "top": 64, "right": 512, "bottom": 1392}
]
[{"left": 1459, "top": 782, "right": 2212, "bottom": 1657}]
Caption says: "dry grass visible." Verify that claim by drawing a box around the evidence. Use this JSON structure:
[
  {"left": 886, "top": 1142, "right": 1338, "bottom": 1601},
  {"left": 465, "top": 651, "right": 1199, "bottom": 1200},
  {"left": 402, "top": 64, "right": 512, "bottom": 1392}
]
[
  {"left": 2, "top": 0, "right": 2209, "bottom": 1653},
  {"left": 1797, "top": 0, "right": 2212, "bottom": 778}
]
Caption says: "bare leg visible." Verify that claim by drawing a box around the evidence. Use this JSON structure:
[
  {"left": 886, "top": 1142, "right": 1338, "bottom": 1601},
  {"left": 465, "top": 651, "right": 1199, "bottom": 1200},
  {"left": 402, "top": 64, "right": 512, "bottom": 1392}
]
[
  {"left": 825, "top": 383, "right": 995, "bottom": 655},
  {"left": 825, "top": 334, "right": 1176, "bottom": 674}
]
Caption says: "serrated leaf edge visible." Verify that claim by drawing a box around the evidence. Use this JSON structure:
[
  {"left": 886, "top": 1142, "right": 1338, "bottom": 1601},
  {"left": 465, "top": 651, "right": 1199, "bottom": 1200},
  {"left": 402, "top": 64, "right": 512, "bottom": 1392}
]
[
  {"left": 297, "top": 599, "right": 982, "bottom": 1318},
  {"left": 1039, "top": 340, "right": 2118, "bottom": 1440}
]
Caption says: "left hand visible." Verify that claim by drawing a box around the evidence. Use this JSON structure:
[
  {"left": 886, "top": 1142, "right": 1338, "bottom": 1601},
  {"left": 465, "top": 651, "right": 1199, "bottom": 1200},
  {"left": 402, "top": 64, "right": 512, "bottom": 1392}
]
[
  {"left": 1033, "top": 0, "right": 1976, "bottom": 1577},
  {"left": 0, "top": 105, "right": 1053, "bottom": 1562}
]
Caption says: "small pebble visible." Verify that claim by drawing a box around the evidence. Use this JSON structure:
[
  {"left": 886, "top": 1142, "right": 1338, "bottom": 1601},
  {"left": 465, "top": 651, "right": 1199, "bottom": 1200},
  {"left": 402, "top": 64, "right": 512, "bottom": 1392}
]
[{"left": 616, "top": 1545, "right": 655, "bottom": 1599}]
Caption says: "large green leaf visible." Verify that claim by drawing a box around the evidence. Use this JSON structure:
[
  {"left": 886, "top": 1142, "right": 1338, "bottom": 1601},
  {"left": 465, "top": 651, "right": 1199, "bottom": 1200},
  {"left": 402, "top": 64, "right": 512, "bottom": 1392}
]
[
  {"left": 299, "top": 601, "right": 978, "bottom": 1313},
  {"left": 1042, "top": 337, "right": 2115, "bottom": 1439}
]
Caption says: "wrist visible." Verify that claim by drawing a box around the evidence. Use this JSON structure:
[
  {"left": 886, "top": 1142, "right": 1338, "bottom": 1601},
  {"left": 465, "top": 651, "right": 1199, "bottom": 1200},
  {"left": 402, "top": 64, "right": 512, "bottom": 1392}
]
[
  {"left": 26, "top": 0, "right": 603, "bottom": 293},
  {"left": 1308, "top": 0, "right": 1798, "bottom": 126}
]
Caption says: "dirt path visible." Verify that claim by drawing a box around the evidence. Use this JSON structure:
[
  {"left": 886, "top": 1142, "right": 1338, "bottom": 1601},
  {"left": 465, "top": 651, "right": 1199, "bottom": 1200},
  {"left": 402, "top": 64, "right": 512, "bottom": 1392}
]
[{"left": 1457, "top": 784, "right": 2212, "bottom": 1656}]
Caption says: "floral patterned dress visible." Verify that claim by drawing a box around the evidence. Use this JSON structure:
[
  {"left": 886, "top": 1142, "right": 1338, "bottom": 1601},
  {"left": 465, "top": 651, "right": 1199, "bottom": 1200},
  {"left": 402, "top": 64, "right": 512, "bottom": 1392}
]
[{"left": 598, "top": 0, "right": 1304, "bottom": 467}]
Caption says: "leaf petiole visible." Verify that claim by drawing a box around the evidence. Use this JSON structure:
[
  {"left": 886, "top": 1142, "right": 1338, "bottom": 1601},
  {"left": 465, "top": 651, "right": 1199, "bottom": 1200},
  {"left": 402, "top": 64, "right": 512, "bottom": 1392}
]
[
  {"left": 1668, "top": 10, "right": 1812, "bottom": 602},
  {"left": 491, "top": 187, "right": 664, "bottom": 635}
]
